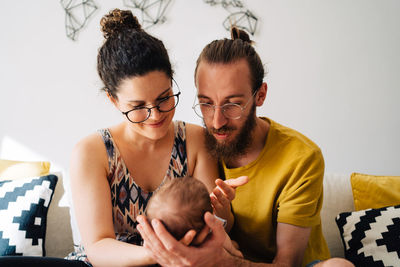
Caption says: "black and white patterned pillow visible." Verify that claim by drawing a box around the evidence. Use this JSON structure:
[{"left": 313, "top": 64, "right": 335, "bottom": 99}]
[
  {"left": 336, "top": 204, "right": 400, "bottom": 267},
  {"left": 0, "top": 174, "right": 57, "bottom": 256}
]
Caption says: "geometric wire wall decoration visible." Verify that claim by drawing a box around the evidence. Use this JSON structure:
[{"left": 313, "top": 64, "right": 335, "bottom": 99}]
[
  {"left": 204, "top": 0, "right": 258, "bottom": 35},
  {"left": 60, "top": 0, "right": 98, "bottom": 41},
  {"left": 60, "top": 0, "right": 258, "bottom": 41},
  {"left": 123, "top": 0, "right": 172, "bottom": 30}
]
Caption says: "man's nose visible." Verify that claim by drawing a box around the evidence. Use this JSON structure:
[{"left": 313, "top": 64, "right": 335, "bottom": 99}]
[{"left": 212, "top": 107, "right": 228, "bottom": 130}]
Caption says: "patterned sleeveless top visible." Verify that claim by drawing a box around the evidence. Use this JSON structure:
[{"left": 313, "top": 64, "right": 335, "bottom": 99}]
[{"left": 66, "top": 120, "right": 188, "bottom": 265}]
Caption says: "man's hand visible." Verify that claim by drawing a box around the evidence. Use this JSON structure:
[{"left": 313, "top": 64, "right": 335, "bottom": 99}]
[
  {"left": 210, "top": 176, "right": 249, "bottom": 221},
  {"left": 137, "top": 212, "right": 231, "bottom": 267},
  {"left": 223, "top": 235, "right": 243, "bottom": 258}
]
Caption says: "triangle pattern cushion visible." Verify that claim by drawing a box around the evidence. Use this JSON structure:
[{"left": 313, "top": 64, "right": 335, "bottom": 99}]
[
  {"left": 0, "top": 174, "right": 57, "bottom": 256},
  {"left": 336, "top": 204, "right": 400, "bottom": 267}
]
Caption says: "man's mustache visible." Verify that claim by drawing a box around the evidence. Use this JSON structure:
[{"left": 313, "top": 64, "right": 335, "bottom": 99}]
[{"left": 209, "top": 126, "right": 237, "bottom": 134}]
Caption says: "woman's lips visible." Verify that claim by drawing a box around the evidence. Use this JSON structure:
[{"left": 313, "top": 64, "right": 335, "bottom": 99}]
[{"left": 145, "top": 118, "right": 166, "bottom": 128}]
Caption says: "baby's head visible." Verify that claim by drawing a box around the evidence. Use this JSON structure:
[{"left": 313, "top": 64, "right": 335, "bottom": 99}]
[{"left": 146, "top": 177, "right": 212, "bottom": 240}]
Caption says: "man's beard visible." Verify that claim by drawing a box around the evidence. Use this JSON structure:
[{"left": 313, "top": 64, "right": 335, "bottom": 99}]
[{"left": 204, "top": 104, "right": 257, "bottom": 163}]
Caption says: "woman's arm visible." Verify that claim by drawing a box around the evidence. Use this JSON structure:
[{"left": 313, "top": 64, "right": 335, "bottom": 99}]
[
  {"left": 185, "top": 123, "right": 218, "bottom": 192},
  {"left": 185, "top": 123, "right": 235, "bottom": 230},
  {"left": 70, "top": 134, "right": 156, "bottom": 267}
]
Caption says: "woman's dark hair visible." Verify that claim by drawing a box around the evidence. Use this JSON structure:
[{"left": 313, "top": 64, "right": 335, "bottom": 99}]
[
  {"left": 97, "top": 9, "right": 173, "bottom": 99},
  {"left": 195, "top": 27, "right": 264, "bottom": 93}
]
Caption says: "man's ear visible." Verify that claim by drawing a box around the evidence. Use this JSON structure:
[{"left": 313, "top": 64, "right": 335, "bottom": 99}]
[{"left": 255, "top": 82, "right": 267, "bottom": 106}]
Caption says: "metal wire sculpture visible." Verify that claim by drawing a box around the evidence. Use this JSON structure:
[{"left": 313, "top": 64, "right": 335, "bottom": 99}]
[
  {"left": 61, "top": 0, "right": 98, "bottom": 41},
  {"left": 60, "top": 0, "right": 256, "bottom": 41},
  {"left": 123, "top": 0, "right": 172, "bottom": 29},
  {"left": 204, "top": 0, "right": 258, "bottom": 35}
]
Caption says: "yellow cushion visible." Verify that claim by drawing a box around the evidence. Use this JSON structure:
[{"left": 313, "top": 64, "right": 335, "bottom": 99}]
[
  {"left": 0, "top": 159, "right": 51, "bottom": 181},
  {"left": 351, "top": 172, "right": 400, "bottom": 211}
]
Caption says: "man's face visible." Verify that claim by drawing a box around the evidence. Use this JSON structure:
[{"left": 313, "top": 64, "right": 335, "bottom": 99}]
[{"left": 195, "top": 59, "right": 257, "bottom": 161}]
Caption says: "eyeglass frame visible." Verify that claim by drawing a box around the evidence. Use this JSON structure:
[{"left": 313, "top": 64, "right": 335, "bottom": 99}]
[
  {"left": 192, "top": 89, "right": 259, "bottom": 120},
  {"left": 121, "top": 83, "right": 181, "bottom": 124}
]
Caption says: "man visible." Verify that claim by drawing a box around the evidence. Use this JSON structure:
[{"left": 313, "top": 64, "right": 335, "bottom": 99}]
[{"left": 137, "top": 28, "right": 353, "bottom": 267}]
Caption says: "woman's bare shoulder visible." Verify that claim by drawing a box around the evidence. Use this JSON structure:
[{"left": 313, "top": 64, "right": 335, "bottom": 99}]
[
  {"left": 182, "top": 122, "right": 217, "bottom": 191},
  {"left": 184, "top": 122, "right": 209, "bottom": 152},
  {"left": 183, "top": 122, "right": 211, "bottom": 159},
  {"left": 70, "top": 132, "right": 108, "bottom": 177},
  {"left": 73, "top": 132, "right": 105, "bottom": 154},
  {"left": 184, "top": 122, "right": 205, "bottom": 139}
]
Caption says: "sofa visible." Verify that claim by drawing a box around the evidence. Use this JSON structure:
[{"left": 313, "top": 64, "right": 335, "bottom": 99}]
[
  {"left": 16, "top": 172, "right": 358, "bottom": 258},
  {"left": 1, "top": 161, "right": 399, "bottom": 266},
  {"left": 40, "top": 171, "right": 75, "bottom": 257}
]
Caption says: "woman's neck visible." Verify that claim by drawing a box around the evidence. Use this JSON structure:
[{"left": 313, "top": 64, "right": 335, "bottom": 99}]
[{"left": 114, "top": 121, "right": 174, "bottom": 152}]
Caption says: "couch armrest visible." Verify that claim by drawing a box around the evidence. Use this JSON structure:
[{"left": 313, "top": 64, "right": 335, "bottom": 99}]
[
  {"left": 321, "top": 173, "right": 354, "bottom": 258},
  {"left": 46, "top": 172, "right": 74, "bottom": 257}
]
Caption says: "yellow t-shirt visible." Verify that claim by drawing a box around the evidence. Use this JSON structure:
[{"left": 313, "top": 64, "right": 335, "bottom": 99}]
[{"left": 224, "top": 118, "right": 330, "bottom": 266}]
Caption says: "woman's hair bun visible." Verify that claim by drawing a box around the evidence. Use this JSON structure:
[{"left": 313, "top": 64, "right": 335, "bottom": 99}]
[
  {"left": 230, "top": 26, "right": 252, "bottom": 44},
  {"left": 100, "top": 8, "right": 142, "bottom": 39}
]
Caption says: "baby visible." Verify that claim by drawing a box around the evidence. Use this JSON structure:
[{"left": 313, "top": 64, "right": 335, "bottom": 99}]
[
  {"left": 146, "top": 176, "right": 213, "bottom": 240},
  {"left": 145, "top": 176, "right": 243, "bottom": 257}
]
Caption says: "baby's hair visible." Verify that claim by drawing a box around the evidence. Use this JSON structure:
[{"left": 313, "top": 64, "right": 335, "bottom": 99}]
[{"left": 146, "top": 177, "right": 212, "bottom": 240}]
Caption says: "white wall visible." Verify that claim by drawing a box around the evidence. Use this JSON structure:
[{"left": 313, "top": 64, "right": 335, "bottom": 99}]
[{"left": 1, "top": 0, "right": 399, "bottom": 176}]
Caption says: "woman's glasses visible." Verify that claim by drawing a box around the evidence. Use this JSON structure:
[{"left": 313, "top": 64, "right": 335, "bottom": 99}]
[{"left": 122, "top": 92, "right": 180, "bottom": 123}]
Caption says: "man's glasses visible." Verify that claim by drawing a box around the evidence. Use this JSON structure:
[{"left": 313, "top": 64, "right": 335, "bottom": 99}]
[
  {"left": 192, "top": 90, "right": 258, "bottom": 120},
  {"left": 122, "top": 91, "right": 181, "bottom": 123}
]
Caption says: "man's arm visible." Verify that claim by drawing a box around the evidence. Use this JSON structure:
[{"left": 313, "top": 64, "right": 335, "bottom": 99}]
[
  {"left": 219, "top": 223, "right": 311, "bottom": 267},
  {"left": 272, "top": 223, "right": 311, "bottom": 266}
]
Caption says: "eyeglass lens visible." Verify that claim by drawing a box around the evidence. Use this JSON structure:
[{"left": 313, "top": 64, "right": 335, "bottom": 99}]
[
  {"left": 126, "top": 94, "right": 179, "bottom": 123},
  {"left": 194, "top": 104, "right": 243, "bottom": 119},
  {"left": 193, "top": 89, "right": 258, "bottom": 120}
]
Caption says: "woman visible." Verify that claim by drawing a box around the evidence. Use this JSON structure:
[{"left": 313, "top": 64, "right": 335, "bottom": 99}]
[
  {"left": 0, "top": 8, "right": 239, "bottom": 267},
  {"left": 66, "top": 8, "right": 227, "bottom": 267}
]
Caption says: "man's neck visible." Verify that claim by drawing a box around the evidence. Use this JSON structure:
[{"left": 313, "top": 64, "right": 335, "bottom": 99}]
[{"left": 225, "top": 117, "right": 270, "bottom": 169}]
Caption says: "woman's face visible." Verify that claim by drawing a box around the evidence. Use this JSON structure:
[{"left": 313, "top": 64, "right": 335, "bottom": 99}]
[{"left": 115, "top": 71, "right": 176, "bottom": 140}]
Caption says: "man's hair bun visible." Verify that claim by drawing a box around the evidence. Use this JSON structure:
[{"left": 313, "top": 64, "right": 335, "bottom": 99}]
[
  {"left": 100, "top": 8, "right": 142, "bottom": 39},
  {"left": 230, "top": 26, "right": 252, "bottom": 44}
]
